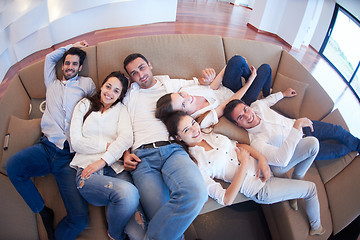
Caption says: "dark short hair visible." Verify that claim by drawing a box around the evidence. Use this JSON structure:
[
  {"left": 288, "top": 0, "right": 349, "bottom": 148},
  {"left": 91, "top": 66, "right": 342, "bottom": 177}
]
[
  {"left": 155, "top": 93, "right": 174, "bottom": 122},
  {"left": 223, "top": 99, "right": 246, "bottom": 124},
  {"left": 61, "top": 47, "right": 87, "bottom": 66},
  {"left": 123, "top": 53, "right": 149, "bottom": 74}
]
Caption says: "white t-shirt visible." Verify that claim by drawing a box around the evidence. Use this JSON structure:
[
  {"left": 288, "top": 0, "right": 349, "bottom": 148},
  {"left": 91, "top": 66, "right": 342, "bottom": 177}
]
[
  {"left": 124, "top": 75, "right": 199, "bottom": 150},
  {"left": 132, "top": 81, "right": 172, "bottom": 150}
]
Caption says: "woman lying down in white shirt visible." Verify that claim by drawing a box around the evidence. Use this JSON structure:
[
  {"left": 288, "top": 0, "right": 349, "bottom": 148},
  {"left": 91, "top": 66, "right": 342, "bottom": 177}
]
[{"left": 160, "top": 110, "right": 325, "bottom": 236}]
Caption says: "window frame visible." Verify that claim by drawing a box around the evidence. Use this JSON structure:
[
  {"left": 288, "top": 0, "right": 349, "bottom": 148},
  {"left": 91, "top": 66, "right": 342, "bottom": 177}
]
[{"left": 319, "top": 3, "right": 360, "bottom": 101}]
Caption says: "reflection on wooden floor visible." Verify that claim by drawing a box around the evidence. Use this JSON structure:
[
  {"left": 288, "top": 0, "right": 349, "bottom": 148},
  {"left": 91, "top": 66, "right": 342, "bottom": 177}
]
[{"left": 1, "top": 0, "right": 359, "bottom": 137}]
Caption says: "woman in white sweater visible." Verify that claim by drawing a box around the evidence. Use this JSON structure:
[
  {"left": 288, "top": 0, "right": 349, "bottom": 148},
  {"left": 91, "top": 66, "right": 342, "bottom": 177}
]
[
  {"left": 70, "top": 71, "right": 145, "bottom": 240},
  {"left": 161, "top": 111, "right": 325, "bottom": 236}
]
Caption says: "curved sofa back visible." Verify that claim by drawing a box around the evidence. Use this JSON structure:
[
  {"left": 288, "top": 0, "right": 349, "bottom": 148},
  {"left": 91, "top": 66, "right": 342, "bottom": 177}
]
[{"left": 0, "top": 34, "right": 335, "bottom": 175}]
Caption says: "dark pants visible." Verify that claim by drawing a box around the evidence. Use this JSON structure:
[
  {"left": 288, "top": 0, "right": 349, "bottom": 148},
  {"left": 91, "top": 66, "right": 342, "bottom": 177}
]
[
  {"left": 223, "top": 55, "right": 272, "bottom": 105},
  {"left": 303, "top": 121, "right": 360, "bottom": 160},
  {"left": 6, "top": 136, "right": 88, "bottom": 240}
]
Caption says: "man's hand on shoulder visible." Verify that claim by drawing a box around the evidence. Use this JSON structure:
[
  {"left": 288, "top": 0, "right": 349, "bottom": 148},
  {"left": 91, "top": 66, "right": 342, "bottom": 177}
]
[
  {"left": 73, "top": 40, "right": 89, "bottom": 48},
  {"left": 282, "top": 88, "right": 297, "bottom": 98}
]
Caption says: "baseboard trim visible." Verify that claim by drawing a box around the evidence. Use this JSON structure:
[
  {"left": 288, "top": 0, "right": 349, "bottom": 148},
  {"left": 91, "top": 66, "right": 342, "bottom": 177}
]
[{"left": 246, "top": 23, "right": 292, "bottom": 49}]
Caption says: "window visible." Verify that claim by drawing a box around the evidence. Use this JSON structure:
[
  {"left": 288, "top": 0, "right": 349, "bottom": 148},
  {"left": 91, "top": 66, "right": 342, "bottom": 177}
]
[{"left": 320, "top": 4, "right": 360, "bottom": 100}]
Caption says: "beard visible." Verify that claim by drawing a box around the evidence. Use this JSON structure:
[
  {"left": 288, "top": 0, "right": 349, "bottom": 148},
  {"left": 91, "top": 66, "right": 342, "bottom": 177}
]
[{"left": 63, "top": 69, "right": 78, "bottom": 80}]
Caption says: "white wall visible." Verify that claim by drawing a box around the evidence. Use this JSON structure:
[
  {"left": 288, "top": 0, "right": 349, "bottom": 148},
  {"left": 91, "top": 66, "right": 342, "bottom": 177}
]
[
  {"left": 0, "top": 0, "right": 177, "bottom": 84},
  {"left": 249, "top": 0, "right": 360, "bottom": 52},
  {"left": 310, "top": 0, "right": 335, "bottom": 51},
  {"left": 249, "top": 0, "right": 323, "bottom": 49}
]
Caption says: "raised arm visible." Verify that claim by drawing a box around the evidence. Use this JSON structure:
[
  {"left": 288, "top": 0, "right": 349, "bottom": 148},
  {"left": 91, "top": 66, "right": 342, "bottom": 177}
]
[
  {"left": 197, "top": 66, "right": 226, "bottom": 89},
  {"left": 43, "top": 40, "right": 89, "bottom": 88},
  {"left": 213, "top": 65, "right": 257, "bottom": 118}
]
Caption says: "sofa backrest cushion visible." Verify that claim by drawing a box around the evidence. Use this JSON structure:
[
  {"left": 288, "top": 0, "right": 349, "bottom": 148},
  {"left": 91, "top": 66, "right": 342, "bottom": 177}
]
[
  {"left": 18, "top": 60, "right": 46, "bottom": 99},
  {"left": 271, "top": 72, "right": 309, "bottom": 119},
  {"left": 0, "top": 75, "right": 30, "bottom": 174},
  {"left": 277, "top": 50, "right": 334, "bottom": 121},
  {"left": 1, "top": 116, "right": 41, "bottom": 175},
  {"left": 222, "top": 38, "right": 282, "bottom": 84},
  {"left": 97, "top": 34, "right": 226, "bottom": 84},
  {"left": 214, "top": 117, "right": 250, "bottom": 145}
]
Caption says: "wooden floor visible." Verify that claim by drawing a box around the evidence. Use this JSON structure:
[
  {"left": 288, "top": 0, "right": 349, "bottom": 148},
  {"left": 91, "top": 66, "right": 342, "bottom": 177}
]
[{"left": 1, "top": 0, "right": 360, "bottom": 137}]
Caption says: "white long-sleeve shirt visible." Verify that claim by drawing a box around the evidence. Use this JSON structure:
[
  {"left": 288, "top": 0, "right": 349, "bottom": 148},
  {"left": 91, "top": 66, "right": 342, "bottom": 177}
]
[
  {"left": 189, "top": 132, "right": 266, "bottom": 205},
  {"left": 70, "top": 98, "right": 133, "bottom": 173},
  {"left": 247, "top": 92, "right": 303, "bottom": 167}
]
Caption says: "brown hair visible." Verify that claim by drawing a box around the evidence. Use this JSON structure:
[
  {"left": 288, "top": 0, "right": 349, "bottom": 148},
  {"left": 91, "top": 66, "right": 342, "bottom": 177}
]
[
  {"left": 162, "top": 111, "right": 198, "bottom": 165},
  {"left": 84, "top": 71, "right": 128, "bottom": 121},
  {"left": 155, "top": 93, "right": 173, "bottom": 123}
]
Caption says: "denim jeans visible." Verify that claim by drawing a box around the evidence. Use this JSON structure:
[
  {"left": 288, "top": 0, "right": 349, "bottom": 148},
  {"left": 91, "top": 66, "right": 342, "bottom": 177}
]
[
  {"left": 303, "top": 120, "right": 360, "bottom": 160},
  {"left": 132, "top": 143, "right": 208, "bottom": 240},
  {"left": 271, "top": 136, "right": 319, "bottom": 180},
  {"left": 252, "top": 177, "right": 321, "bottom": 230},
  {"left": 76, "top": 167, "right": 146, "bottom": 240},
  {"left": 222, "top": 55, "right": 272, "bottom": 105},
  {"left": 6, "top": 136, "right": 88, "bottom": 240}
]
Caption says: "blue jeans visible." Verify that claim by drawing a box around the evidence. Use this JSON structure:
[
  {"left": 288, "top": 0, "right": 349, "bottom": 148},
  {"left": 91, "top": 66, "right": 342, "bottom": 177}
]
[
  {"left": 271, "top": 136, "right": 319, "bottom": 180},
  {"left": 303, "top": 121, "right": 360, "bottom": 160},
  {"left": 252, "top": 177, "right": 321, "bottom": 230},
  {"left": 222, "top": 55, "right": 272, "bottom": 105},
  {"left": 76, "top": 167, "right": 146, "bottom": 240},
  {"left": 132, "top": 143, "right": 208, "bottom": 240},
  {"left": 6, "top": 136, "right": 88, "bottom": 240}
]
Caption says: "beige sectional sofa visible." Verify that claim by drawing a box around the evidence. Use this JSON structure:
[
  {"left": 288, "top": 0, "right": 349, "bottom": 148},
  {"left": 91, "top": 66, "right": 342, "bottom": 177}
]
[{"left": 0, "top": 34, "right": 359, "bottom": 240}]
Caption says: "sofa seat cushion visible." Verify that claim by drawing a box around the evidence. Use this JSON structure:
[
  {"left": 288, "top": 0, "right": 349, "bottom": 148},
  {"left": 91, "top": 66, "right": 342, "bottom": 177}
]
[
  {"left": 261, "top": 164, "right": 332, "bottom": 240},
  {"left": 1, "top": 116, "right": 41, "bottom": 175},
  {"left": 34, "top": 174, "right": 108, "bottom": 240},
  {"left": 271, "top": 73, "right": 308, "bottom": 119},
  {"left": 324, "top": 155, "right": 360, "bottom": 234},
  {"left": 0, "top": 173, "right": 39, "bottom": 239}
]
